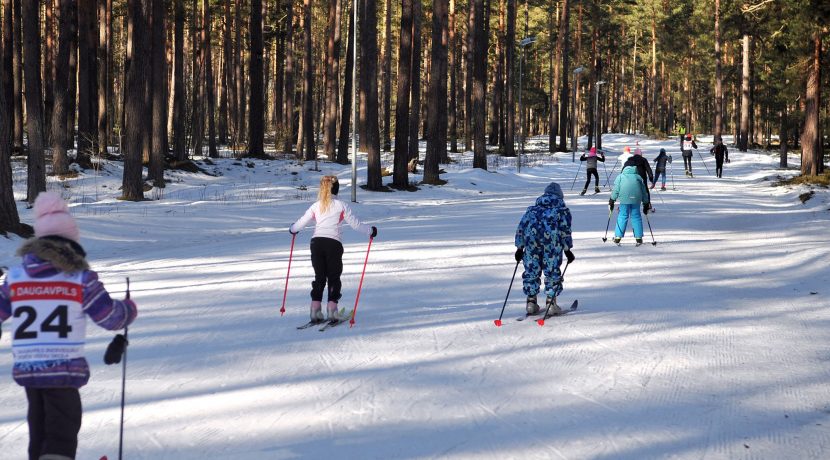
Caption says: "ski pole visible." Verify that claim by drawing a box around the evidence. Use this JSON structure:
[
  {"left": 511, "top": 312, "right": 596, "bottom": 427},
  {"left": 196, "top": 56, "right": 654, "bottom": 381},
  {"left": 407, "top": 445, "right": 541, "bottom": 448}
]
[
  {"left": 601, "top": 159, "right": 611, "bottom": 190},
  {"left": 601, "top": 208, "right": 613, "bottom": 242},
  {"left": 349, "top": 236, "right": 373, "bottom": 328},
  {"left": 569, "top": 161, "right": 583, "bottom": 191},
  {"left": 603, "top": 158, "right": 619, "bottom": 187},
  {"left": 280, "top": 233, "right": 296, "bottom": 316},
  {"left": 494, "top": 258, "right": 521, "bottom": 327},
  {"left": 670, "top": 159, "right": 676, "bottom": 190},
  {"left": 118, "top": 277, "right": 130, "bottom": 460},
  {"left": 537, "top": 261, "right": 571, "bottom": 326},
  {"left": 696, "top": 149, "right": 712, "bottom": 175},
  {"left": 644, "top": 212, "right": 657, "bottom": 246}
]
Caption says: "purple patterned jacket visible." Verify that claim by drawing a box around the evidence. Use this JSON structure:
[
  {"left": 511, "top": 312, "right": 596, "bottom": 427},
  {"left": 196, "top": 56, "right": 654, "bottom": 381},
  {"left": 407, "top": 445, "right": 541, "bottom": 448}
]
[{"left": 0, "top": 237, "right": 137, "bottom": 388}]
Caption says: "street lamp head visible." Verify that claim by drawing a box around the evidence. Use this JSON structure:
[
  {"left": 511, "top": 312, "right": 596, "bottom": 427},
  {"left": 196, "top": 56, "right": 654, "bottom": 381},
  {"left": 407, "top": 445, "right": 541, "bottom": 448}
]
[
  {"left": 573, "top": 66, "right": 584, "bottom": 74},
  {"left": 597, "top": 80, "right": 607, "bottom": 85},
  {"left": 520, "top": 36, "right": 537, "bottom": 46}
]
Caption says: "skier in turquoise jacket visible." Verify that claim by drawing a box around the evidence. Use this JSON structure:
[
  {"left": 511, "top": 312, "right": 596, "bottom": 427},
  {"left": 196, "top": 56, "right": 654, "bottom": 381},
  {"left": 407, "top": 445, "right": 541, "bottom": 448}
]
[{"left": 609, "top": 166, "right": 651, "bottom": 246}]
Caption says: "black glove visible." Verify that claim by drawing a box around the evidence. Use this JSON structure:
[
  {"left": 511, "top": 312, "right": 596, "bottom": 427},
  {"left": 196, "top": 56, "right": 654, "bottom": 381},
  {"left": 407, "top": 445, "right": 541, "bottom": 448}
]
[
  {"left": 726, "top": 158, "right": 730, "bottom": 163},
  {"left": 565, "top": 250, "right": 575, "bottom": 264},
  {"left": 104, "top": 334, "right": 128, "bottom": 365},
  {"left": 370, "top": 226, "right": 378, "bottom": 238},
  {"left": 643, "top": 203, "right": 651, "bottom": 215},
  {"left": 608, "top": 199, "right": 615, "bottom": 211},
  {"left": 514, "top": 247, "right": 524, "bottom": 262}
]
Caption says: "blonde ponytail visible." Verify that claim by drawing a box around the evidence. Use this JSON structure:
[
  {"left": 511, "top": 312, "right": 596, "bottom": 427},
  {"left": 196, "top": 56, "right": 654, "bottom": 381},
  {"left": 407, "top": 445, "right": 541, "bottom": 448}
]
[{"left": 318, "top": 176, "right": 337, "bottom": 213}]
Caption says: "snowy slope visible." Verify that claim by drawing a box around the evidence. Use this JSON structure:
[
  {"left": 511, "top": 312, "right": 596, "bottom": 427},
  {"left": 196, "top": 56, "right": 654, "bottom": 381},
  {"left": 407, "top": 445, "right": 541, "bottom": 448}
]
[{"left": 1, "top": 134, "right": 829, "bottom": 459}]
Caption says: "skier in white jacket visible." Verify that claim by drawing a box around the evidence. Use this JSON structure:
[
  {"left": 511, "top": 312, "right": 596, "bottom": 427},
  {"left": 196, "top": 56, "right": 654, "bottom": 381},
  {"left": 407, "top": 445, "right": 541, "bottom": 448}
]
[{"left": 290, "top": 176, "right": 377, "bottom": 322}]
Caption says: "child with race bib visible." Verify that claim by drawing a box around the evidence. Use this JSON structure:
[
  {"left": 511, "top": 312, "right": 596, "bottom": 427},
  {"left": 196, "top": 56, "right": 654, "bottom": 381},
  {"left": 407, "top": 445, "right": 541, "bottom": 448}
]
[{"left": 0, "top": 191, "right": 137, "bottom": 460}]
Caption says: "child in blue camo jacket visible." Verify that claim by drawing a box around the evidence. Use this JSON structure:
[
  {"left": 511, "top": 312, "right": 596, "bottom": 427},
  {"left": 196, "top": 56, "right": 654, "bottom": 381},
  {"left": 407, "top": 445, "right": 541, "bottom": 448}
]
[{"left": 514, "top": 183, "right": 575, "bottom": 315}]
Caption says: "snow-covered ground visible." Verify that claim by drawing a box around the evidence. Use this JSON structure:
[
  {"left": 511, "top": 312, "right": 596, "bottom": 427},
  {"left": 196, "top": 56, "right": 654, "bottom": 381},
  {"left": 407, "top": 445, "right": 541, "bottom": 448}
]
[{"left": 1, "top": 134, "right": 828, "bottom": 459}]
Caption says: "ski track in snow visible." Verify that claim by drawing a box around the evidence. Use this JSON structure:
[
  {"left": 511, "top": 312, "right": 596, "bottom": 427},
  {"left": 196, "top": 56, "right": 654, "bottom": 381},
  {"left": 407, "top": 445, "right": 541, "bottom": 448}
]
[{"left": 1, "top": 134, "right": 829, "bottom": 459}]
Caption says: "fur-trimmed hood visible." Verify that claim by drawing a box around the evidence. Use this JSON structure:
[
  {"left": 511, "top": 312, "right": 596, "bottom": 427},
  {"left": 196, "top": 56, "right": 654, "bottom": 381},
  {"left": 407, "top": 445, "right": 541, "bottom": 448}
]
[{"left": 16, "top": 236, "right": 89, "bottom": 274}]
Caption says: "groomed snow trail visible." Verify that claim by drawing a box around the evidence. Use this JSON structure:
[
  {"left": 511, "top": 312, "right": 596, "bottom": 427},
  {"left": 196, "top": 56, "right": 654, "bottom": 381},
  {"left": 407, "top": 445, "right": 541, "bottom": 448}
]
[{"left": 1, "top": 134, "right": 828, "bottom": 459}]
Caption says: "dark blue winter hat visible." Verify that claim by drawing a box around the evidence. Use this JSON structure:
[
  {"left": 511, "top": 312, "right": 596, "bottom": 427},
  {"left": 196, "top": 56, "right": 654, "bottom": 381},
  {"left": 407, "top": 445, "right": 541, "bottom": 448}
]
[
  {"left": 544, "top": 182, "right": 564, "bottom": 199},
  {"left": 660, "top": 148, "right": 666, "bottom": 154}
]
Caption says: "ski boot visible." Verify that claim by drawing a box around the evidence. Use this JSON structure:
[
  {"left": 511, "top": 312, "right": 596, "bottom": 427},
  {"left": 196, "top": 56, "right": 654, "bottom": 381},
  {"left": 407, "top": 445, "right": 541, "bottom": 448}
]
[
  {"left": 635, "top": 238, "right": 643, "bottom": 247},
  {"left": 526, "top": 295, "right": 540, "bottom": 315},
  {"left": 310, "top": 300, "right": 324, "bottom": 322},
  {"left": 580, "top": 189, "right": 587, "bottom": 196},
  {"left": 594, "top": 186, "right": 601, "bottom": 194},
  {"left": 649, "top": 183, "right": 655, "bottom": 190},
  {"left": 660, "top": 185, "right": 666, "bottom": 191},
  {"left": 545, "top": 296, "right": 563, "bottom": 316},
  {"left": 613, "top": 237, "right": 622, "bottom": 246}
]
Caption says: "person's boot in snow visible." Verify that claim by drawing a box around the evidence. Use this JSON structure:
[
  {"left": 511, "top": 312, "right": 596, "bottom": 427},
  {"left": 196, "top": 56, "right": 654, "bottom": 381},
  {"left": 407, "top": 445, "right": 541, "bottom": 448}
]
[
  {"left": 635, "top": 238, "right": 643, "bottom": 247},
  {"left": 545, "top": 296, "right": 562, "bottom": 316},
  {"left": 613, "top": 237, "right": 621, "bottom": 245},
  {"left": 580, "top": 188, "right": 587, "bottom": 196},
  {"left": 660, "top": 185, "right": 666, "bottom": 191},
  {"left": 310, "top": 300, "right": 324, "bottom": 322},
  {"left": 526, "top": 295, "right": 540, "bottom": 314},
  {"left": 594, "top": 186, "right": 601, "bottom": 194}
]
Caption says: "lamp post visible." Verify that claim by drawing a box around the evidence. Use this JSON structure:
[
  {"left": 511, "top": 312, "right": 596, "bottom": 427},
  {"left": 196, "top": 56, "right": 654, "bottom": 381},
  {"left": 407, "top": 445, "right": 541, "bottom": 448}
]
[
  {"left": 595, "top": 80, "right": 606, "bottom": 150},
  {"left": 517, "top": 36, "right": 536, "bottom": 173},
  {"left": 571, "top": 66, "right": 584, "bottom": 161}
]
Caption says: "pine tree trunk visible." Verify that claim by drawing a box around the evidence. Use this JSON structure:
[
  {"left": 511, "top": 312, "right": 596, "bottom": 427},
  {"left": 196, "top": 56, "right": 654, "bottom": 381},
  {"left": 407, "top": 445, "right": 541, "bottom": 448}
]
[
  {"left": 52, "top": 0, "right": 72, "bottom": 177},
  {"left": 248, "top": 0, "right": 265, "bottom": 156},
  {"left": 235, "top": 0, "right": 245, "bottom": 143},
  {"left": 424, "top": 0, "right": 448, "bottom": 184},
  {"left": 556, "top": 0, "right": 570, "bottom": 151},
  {"left": 299, "top": 0, "right": 314, "bottom": 160},
  {"left": 336, "top": 8, "right": 354, "bottom": 165},
  {"left": 393, "top": 0, "right": 414, "bottom": 188},
  {"left": 463, "top": 0, "right": 472, "bottom": 151},
  {"left": 548, "top": 1, "right": 559, "bottom": 152},
  {"left": 800, "top": 32, "right": 822, "bottom": 176},
  {"left": 713, "top": 0, "right": 722, "bottom": 142},
  {"left": 739, "top": 34, "right": 750, "bottom": 151},
  {"left": 149, "top": 0, "right": 168, "bottom": 185},
  {"left": 219, "top": 0, "right": 232, "bottom": 145},
  {"left": 381, "top": 0, "right": 392, "bottom": 151},
  {"left": 273, "top": 0, "right": 284, "bottom": 147},
  {"left": 282, "top": 0, "right": 294, "bottom": 154},
  {"left": 77, "top": 0, "right": 98, "bottom": 164},
  {"left": 0, "top": 12, "right": 22, "bottom": 235},
  {"left": 44, "top": 0, "right": 54, "bottom": 140},
  {"left": 504, "top": 0, "right": 515, "bottom": 156},
  {"left": 203, "top": 0, "right": 218, "bottom": 158},
  {"left": 22, "top": 0, "right": 46, "bottom": 202},
  {"left": 122, "top": 0, "right": 150, "bottom": 201},
  {"left": 408, "top": 0, "right": 422, "bottom": 161},
  {"left": 447, "top": 0, "right": 456, "bottom": 155},
  {"left": 361, "top": 0, "right": 382, "bottom": 189},
  {"left": 471, "top": 0, "right": 486, "bottom": 168},
  {"left": 323, "top": 0, "right": 341, "bottom": 159},
  {"left": 97, "top": 0, "right": 108, "bottom": 155},
  {"left": 489, "top": 0, "right": 503, "bottom": 147},
  {"left": 12, "top": 0, "right": 23, "bottom": 150},
  {"left": 172, "top": 0, "right": 186, "bottom": 160},
  {"left": 779, "top": 107, "right": 787, "bottom": 168},
  {"left": 65, "top": 0, "right": 77, "bottom": 150}
]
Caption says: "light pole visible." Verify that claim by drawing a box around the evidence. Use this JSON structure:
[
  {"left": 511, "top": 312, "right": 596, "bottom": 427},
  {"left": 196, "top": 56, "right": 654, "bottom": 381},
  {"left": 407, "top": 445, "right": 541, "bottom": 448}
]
[
  {"left": 595, "top": 80, "right": 606, "bottom": 150},
  {"left": 571, "top": 66, "right": 584, "bottom": 161},
  {"left": 517, "top": 36, "right": 535, "bottom": 173}
]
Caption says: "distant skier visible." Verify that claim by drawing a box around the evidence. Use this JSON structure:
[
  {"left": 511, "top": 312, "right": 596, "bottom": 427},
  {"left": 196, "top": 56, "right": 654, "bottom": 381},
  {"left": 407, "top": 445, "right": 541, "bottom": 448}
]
[
  {"left": 651, "top": 148, "right": 672, "bottom": 190},
  {"left": 681, "top": 133, "right": 698, "bottom": 177},
  {"left": 514, "top": 182, "right": 574, "bottom": 316},
  {"left": 579, "top": 147, "right": 606, "bottom": 195},
  {"left": 290, "top": 176, "right": 377, "bottom": 323},
  {"left": 609, "top": 166, "right": 651, "bottom": 246},
  {"left": 0, "top": 192, "right": 137, "bottom": 460},
  {"left": 710, "top": 138, "right": 729, "bottom": 178}
]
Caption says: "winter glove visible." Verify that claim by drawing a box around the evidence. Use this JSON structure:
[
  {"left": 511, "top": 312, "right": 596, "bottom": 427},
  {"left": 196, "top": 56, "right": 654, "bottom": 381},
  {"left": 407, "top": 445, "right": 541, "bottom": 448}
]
[
  {"left": 370, "top": 226, "right": 378, "bottom": 238},
  {"left": 726, "top": 158, "right": 730, "bottom": 163},
  {"left": 565, "top": 250, "right": 575, "bottom": 264},
  {"left": 608, "top": 199, "right": 615, "bottom": 211},
  {"left": 643, "top": 203, "right": 651, "bottom": 215},
  {"left": 104, "top": 334, "right": 128, "bottom": 365},
  {"left": 514, "top": 247, "right": 524, "bottom": 262}
]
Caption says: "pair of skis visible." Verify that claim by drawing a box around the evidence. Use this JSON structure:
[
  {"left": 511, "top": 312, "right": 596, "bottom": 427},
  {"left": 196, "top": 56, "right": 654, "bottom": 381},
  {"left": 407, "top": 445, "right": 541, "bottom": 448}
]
[
  {"left": 296, "top": 318, "right": 348, "bottom": 331},
  {"left": 515, "top": 299, "right": 579, "bottom": 325}
]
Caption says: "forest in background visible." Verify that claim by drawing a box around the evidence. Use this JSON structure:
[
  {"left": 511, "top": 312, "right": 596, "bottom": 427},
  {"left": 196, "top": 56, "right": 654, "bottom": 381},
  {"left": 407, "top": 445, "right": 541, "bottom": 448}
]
[{"left": 0, "top": 0, "right": 828, "bottom": 236}]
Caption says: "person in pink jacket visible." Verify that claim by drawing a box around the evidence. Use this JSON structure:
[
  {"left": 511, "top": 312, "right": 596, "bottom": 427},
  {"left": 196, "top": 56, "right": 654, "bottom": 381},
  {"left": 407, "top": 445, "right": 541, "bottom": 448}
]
[
  {"left": 0, "top": 192, "right": 137, "bottom": 460},
  {"left": 290, "top": 176, "right": 377, "bottom": 322}
]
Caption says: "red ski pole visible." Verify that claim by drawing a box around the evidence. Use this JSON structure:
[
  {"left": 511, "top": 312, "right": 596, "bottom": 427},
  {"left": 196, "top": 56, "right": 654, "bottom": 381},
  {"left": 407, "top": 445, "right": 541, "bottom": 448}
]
[
  {"left": 280, "top": 233, "right": 296, "bottom": 316},
  {"left": 349, "top": 236, "right": 373, "bottom": 328}
]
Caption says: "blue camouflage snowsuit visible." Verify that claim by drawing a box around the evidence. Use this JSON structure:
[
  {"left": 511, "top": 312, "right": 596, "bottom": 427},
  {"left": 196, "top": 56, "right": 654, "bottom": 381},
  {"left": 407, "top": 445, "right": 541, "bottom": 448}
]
[{"left": 514, "top": 183, "right": 573, "bottom": 298}]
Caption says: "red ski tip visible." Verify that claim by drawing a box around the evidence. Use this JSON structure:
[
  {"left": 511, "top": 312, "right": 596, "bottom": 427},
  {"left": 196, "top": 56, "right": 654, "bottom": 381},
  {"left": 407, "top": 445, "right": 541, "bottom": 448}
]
[
  {"left": 100, "top": 457, "right": 108, "bottom": 460},
  {"left": 536, "top": 319, "right": 545, "bottom": 326},
  {"left": 493, "top": 319, "right": 502, "bottom": 327}
]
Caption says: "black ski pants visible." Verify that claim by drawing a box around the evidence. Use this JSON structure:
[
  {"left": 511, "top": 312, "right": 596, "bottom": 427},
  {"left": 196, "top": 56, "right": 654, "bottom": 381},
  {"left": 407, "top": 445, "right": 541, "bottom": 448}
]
[
  {"left": 714, "top": 154, "right": 725, "bottom": 178},
  {"left": 310, "top": 237, "right": 344, "bottom": 303},
  {"left": 25, "top": 387, "right": 82, "bottom": 460},
  {"left": 682, "top": 153, "right": 693, "bottom": 172},
  {"left": 583, "top": 168, "right": 600, "bottom": 190}
]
